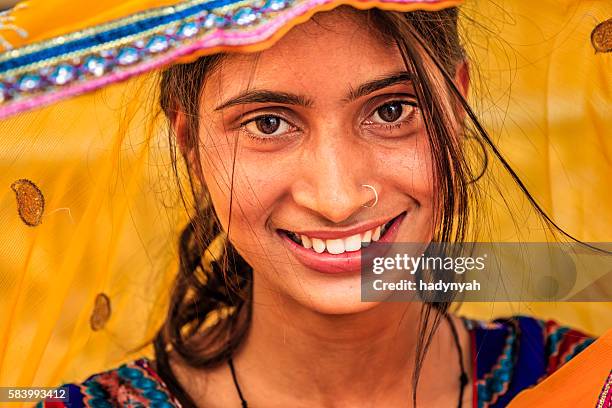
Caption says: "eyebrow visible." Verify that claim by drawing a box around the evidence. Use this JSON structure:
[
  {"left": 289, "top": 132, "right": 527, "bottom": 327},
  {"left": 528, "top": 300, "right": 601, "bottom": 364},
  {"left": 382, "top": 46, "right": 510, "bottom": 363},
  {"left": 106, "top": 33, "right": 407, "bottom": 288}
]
[
  {"left": 214, "top": 90, "right": 314, "bottom": 111},
  {"left": 213, "top": 71, "right": 413, "bottom": 111},
  {"left": 345, "top": 71, "right": 413, "bottom": 102}
]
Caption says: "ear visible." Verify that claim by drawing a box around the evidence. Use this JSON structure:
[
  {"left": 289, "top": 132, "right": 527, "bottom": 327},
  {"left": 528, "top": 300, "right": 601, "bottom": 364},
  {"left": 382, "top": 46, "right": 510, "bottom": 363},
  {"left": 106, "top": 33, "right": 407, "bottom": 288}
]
[
  {"left": 454, "top": 59, "right": 470, "bottom": 100},
  {"left": 173, "top": 108, "right": 206, "bottom": 188},
  {"left": 173, "top": 109, "right": 191, "bottom": 156}
]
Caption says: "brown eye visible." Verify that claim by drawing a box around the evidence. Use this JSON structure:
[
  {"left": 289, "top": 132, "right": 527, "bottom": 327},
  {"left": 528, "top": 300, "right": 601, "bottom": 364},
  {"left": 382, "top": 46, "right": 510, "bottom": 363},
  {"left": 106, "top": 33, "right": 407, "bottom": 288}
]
[
  {"left": 367, "top": 100, "right": 416, "bottom": 126},
  {"left": 244, "top": 115, "right": 293, "bottom": 138},
  {"left": 377, "top": 102, "right": 404, "bottom": 122},
  {"left": 256, "top": 116, "right": 281, "bottom": 134}
]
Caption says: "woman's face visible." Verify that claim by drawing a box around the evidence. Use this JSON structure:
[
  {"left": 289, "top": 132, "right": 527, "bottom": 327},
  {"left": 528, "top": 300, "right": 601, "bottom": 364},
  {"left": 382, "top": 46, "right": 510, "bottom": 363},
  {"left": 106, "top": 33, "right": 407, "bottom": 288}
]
[{"left": 194, "top": 8, "right": 437, "bottom": 314}]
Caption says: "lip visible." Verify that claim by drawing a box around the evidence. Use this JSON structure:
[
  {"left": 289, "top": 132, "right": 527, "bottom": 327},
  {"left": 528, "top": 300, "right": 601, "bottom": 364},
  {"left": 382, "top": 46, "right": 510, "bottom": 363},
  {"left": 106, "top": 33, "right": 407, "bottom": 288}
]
[
  {"left": 279, "top": 212, "right": 406, "bottom": 274},
  {"left": 288, "top": 215, "right": 397, "bottom": 240}
]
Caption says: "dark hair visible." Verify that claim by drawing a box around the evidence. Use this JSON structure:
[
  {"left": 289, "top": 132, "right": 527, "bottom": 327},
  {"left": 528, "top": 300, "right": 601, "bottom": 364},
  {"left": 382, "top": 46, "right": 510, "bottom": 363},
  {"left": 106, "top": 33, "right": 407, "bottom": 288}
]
[{"left": 153, "top": 6, "right": 576, "bottom": 407}]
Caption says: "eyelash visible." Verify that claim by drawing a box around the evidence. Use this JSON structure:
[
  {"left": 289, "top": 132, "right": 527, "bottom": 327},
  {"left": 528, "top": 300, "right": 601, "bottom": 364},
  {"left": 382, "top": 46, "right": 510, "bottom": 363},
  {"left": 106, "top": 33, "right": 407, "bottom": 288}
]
[
  {"left": 238, "top": 98, "right": 419, "bottom": 143},
  {"left": 364, "top": 99, "right": 418, "bottom": 130},
  {"left": 238, "top": 114, "right": 299, "bottom": 144}
]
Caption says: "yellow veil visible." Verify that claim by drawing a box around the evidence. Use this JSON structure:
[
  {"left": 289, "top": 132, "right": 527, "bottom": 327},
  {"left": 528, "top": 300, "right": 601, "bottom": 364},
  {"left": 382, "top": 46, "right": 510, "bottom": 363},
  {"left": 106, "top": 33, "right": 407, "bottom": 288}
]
[{"left": 0, "top": 0, "right": 610, "bottom": 401}]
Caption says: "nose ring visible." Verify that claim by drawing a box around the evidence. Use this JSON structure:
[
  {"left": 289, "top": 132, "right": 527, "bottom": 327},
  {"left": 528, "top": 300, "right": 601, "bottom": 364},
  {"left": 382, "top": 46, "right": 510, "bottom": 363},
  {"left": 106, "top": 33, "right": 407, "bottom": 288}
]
[{"left": 362, "top": 184, "right": 378, "bottom": 208}]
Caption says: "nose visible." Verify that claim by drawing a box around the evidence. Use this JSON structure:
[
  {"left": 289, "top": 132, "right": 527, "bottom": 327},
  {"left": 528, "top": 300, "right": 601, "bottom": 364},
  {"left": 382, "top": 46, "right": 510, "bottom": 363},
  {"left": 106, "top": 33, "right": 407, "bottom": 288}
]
[{"left": 291, "top": 134, "right": 375, "bottom": 224}]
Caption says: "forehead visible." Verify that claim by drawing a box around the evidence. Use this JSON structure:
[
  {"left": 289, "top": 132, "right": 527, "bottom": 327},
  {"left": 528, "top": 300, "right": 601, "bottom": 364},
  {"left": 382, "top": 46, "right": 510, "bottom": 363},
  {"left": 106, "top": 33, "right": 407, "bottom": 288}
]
[{"left": 200, "top": 7, "right": 407, "bottom": 106}]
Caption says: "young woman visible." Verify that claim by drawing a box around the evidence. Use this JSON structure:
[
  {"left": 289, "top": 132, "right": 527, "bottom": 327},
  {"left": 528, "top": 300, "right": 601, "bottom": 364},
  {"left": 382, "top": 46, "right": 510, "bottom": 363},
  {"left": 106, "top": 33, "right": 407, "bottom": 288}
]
[{"left": 0, "top": 0, "right": 604, "bottom": 407}]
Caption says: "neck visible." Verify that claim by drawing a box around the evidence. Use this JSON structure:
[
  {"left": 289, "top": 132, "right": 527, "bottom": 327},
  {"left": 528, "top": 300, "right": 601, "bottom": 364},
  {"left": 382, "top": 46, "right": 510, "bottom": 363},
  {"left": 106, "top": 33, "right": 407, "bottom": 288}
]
[{"left": 232, "top": 281, "right": 457, "bottom": 407}]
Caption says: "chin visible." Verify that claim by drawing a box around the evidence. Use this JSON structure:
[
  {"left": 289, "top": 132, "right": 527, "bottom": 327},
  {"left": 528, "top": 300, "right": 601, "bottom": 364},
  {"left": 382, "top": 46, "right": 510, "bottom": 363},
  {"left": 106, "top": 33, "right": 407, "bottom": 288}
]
[
  {"left": 308, "top": 298, "right": 383, "bottom": 316},
  {"left": 254, "top": 264, "right": 387, "bottom": 316}
]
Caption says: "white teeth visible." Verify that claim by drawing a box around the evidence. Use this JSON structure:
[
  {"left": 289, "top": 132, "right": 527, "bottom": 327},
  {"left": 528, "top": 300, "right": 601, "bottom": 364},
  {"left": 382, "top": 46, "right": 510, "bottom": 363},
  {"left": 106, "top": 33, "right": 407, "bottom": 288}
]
[
  {"left": 372, "top": 226, "right": 381, "bottom": 241},
  {"left": 380, "top": 219, "right": 393, "bottom": 235},
  {"left": 312, "top": 238, "right": 326, "bottom": 253},
  {"left": 291, "top": 219, "right": 391, "bottom": 253},
  {"left": 326, "top": 239, "right": 345, "bottom": 255},
  {"left": 344, "top": 234, "right": 362, "bottom": 252},
  {"left": 361, "top": 229, "right": 372, "bottom": 244},
  {"left": 301, "top": 235, "right": 312, "bottom": 249}
]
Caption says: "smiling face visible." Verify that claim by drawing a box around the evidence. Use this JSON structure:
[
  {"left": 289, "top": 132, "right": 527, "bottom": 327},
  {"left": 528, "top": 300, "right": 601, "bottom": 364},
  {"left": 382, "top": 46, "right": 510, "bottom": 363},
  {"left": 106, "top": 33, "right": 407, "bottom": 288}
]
[{"left": 188, "top": 8, "right": 449, "bottom": 314}]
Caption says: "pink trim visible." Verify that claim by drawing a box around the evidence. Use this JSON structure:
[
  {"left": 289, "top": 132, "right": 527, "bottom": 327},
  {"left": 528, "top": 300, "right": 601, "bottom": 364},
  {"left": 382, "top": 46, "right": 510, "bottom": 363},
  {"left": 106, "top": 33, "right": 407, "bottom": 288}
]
[{"left": 598, "top": 370, "right": 612, "bottom": 408}]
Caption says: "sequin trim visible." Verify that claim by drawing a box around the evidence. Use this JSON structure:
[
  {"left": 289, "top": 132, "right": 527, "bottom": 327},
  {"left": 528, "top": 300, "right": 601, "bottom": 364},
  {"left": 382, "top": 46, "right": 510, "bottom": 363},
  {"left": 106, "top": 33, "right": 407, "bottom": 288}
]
[
  {"left": 0, "top": 0, "right": 459, "bottom": 118},
  {"left": 597, "top": 370, "right": 612, "bottom": 408}
]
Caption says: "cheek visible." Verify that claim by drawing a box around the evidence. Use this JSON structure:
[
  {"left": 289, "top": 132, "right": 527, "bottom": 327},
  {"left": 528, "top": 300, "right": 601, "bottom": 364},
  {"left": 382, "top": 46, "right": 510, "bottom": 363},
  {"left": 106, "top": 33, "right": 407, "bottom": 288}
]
[
  {"left": 198, "top": 139, "right": 290, "bottom": 238},
  {"left": 201, "top": 147, "right": 299, "bottom": 275},
  {"left": 377, "top": 131, "right": 435, "bottom": 205}
]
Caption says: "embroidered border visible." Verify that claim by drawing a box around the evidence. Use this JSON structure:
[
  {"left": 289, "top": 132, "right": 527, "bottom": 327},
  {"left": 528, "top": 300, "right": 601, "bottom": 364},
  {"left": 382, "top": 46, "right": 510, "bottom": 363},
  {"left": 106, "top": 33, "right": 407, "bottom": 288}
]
[
  {"left": 477, "top": 329, "right": 516, "bottom": 408},
  {"left": 561, "top": 337, "right": 595, "bottom": 364},
  {"left": 543, "top": 320, "right": 595, "bottom": 375},
  {"left": 0, "top": 0, "right": 256, "bottom": 73},
  {"left": 597, "top": 370, "right": 612, "bottom": 408},
  {"left": 80, "top": 359, "right": 176, "bottom": 407},
  {"left": 0, "top": 0, "right": 296, "bottom": 114},
  {"left": 0, "top": 0, "right": 459, "bottom": 119}
]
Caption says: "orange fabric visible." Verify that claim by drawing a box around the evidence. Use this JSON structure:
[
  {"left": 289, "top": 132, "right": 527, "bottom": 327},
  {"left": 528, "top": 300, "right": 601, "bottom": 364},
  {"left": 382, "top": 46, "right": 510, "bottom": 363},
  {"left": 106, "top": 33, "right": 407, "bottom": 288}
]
[
  {"left": 508, "top": 329, "right": 612, "bottom": 407},
  {"left": 3, "top": 0, "right": 462, "bottom": 52},
  {"left": 173, "top": 0, "right": 464, "bottom": 64},
  {"left": 0, "top": 1, "right": 609, "bottom": 407},
  {"left": 4, "top": 0, "right": 184, "bottom": 46}
]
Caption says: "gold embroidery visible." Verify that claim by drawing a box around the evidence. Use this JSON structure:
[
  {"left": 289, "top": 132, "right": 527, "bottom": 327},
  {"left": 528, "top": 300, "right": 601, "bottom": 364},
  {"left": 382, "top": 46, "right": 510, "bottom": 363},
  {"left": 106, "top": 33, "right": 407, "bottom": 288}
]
[
  {"left": 0, "top": 4, "right": 28, "bottom": 51},
  {"left": 11, "top": 178, "right": 45, "bottom": 227},
  {"left": 90, "top": 293, "right": 112, "bottom": 331},
  {"left": 591, "top": 18, "right": 612, "bottom": 54}
]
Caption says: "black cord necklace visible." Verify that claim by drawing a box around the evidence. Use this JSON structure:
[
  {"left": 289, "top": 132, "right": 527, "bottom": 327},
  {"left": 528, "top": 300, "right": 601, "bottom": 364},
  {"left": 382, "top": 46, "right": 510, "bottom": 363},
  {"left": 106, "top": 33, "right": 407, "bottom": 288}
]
[{"left": 228, "top": 314, "right": 469, "bottom": 408}]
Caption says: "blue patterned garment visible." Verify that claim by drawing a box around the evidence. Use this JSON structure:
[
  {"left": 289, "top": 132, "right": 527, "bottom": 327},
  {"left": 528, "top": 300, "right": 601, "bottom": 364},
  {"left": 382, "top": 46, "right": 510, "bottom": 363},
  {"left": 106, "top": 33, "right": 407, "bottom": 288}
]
[
  {"left": 466, "top": 315, "right": 595, "bottom": 407},
  {"left": 37, "top": 315, "right": 594, "bottom": 407}
]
